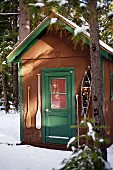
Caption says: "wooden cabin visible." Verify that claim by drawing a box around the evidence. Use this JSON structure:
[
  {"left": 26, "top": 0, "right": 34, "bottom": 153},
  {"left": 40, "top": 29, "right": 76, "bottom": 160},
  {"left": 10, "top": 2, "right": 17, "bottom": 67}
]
[{"left": 7, "top": 12, "right": 113, "bottom": 149}]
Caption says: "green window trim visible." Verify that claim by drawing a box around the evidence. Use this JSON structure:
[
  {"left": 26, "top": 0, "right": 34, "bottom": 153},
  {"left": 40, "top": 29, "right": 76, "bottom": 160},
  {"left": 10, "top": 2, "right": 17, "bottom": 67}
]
[{"left": 110, "top": 72, "right": 113, "bottom": 100}]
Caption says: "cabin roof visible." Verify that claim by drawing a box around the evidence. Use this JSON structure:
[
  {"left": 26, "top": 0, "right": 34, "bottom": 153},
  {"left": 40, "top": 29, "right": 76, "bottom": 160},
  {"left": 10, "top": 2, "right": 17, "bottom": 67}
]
[{"left": 7, "top": 12, "right": 113, "bottom": 63}]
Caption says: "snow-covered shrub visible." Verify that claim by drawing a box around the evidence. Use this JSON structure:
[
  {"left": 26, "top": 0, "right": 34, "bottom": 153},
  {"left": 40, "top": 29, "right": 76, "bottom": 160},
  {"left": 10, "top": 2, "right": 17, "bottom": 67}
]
[{"left": 58, "top": 119, "right": 112, "bottom": 170}]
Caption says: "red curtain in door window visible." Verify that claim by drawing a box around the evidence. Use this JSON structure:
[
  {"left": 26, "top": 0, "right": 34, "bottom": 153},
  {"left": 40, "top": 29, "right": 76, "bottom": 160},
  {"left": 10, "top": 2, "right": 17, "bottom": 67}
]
[{"left": 51, "top": 79, "right": 66, "bottom": 109}]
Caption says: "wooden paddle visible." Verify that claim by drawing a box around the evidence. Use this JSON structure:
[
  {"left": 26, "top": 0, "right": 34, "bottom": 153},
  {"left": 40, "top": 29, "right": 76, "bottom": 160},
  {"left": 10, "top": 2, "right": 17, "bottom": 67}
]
[
  {"left": 26, "top": 86, "right": 31, "bottom": 128},
  {"left": 36, "top": 74, "right": 41, "bottom": 129}
]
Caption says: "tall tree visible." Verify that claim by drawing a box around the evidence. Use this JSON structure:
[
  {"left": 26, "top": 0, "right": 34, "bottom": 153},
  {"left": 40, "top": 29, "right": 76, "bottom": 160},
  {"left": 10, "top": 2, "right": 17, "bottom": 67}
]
[
  {"left": 89, "top": 0, "right": 107, "bottom": 160},
  {"left": 0, "top": 0, "right": 31, "bottom": 111},
  {"left": 19, "top": 0, "right": 31, "bottom": 42},
  {"left": 0, "top": 0, "right": 19, "bottom": 112},
  {"left": 12, "top": 0, "right": 19, "bottom": 110},
  {"left": 2, "top": 73, "right": 9, "bottom": 112},
  {"left": 99, "top": 1, "right": 113, "bottom": 46}
]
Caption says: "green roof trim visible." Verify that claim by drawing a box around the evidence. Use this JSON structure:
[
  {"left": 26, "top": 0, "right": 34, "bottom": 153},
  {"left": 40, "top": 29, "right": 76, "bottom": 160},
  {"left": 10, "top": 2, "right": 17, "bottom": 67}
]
[
  {"left": 65, "top": 25, "right": 74, "bottom": 33},
  {"left": 64, "top": 24, "right": 113, "bottom": 60},
  {"left": 7, "top": 18, "right": 50, "bottom": 63},
  {"left": 14, "top": 37, "right": 39, "bottom": 64},
  {"left": 86, "top": 38, "right": 113, "bottom": 60},
  {"left": 7, "top": 13, "right": 113, "bottom": 63},
  {"left": 14, "top": 29, "right": 47, "bottom": 64},
  {"left": 19, "top": 60, "right": 23, "bottom": 141}
]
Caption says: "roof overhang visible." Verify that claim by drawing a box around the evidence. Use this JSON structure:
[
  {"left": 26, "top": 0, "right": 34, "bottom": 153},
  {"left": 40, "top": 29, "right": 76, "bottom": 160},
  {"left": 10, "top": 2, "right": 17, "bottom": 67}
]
[{"left": 7, "top": 11, "right": 113, "bottom": 64}]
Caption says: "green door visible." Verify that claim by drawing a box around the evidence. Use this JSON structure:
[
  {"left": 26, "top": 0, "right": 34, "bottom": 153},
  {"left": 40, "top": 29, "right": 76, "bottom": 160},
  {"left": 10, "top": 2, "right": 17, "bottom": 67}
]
[{"left": 42, "top": 68, "right": 75, "bottom": 144}]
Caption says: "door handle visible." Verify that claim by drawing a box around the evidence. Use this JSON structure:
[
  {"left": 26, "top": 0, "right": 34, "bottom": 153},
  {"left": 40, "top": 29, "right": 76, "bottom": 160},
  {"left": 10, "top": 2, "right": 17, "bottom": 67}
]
[{"left": 45, "top": 108, "right": 50, "bottom": 112}]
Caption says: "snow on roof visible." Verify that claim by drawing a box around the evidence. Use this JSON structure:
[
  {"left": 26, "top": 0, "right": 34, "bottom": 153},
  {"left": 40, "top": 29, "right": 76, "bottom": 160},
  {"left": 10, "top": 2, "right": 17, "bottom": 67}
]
[
  {"left": 50, "top": 18, "right": 58, "bottom": 24},
  {"left": 99, "top": 40, "right": 113, "bottom": 54},
  {"left": 55, "top": 12, "right": 113, "bottom": 55},
  {"left": 7, "top": 17, "right": 48, "bottom": 60},
  {"left": 29, "top": 2, "right": 45, "bottom": 7},
  {"left": 108, "top": 11, "right": 113, "bottom": 18},
  {"left": 7, "top": 12, "right": 113, "bottom": 62}
]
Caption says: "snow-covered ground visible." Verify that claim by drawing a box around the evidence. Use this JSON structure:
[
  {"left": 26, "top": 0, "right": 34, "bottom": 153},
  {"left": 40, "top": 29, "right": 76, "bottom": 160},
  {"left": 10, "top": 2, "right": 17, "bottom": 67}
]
[{"left": 0, "top": 110, "right": 113, "bottom": 170}]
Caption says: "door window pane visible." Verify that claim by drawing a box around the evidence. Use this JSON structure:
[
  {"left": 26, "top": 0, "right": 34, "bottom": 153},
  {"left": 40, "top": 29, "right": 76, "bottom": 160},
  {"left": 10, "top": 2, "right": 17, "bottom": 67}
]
[{"left": 51, "top": 79, "right": 66, "bottom": 109}]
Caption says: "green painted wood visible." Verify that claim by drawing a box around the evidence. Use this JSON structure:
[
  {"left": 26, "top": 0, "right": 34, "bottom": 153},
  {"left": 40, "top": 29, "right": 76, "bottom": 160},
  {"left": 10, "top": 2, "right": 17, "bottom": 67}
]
[
  {"left": 14, "top": 38, "right": 40, "bottom": 64},
  {"left": 85, "top": 38, "right": 90, "bottom": 46},
  {"left": 71, "top": 68, "right": 76, "bottom": 137},
  {"left": 65, "top": 25, "right": 74, "bottom": 33},
  {"left": 19, "top": 60, "right": 23, "bottom": 141},
  {"left": 45, "top": 72, "right": 70, "bottom": 77},
  {"left": 46, "top": 75, "right": 71, "bottom": 144},
  {"left": 65, "top": 24, "right": 113, "bottom": 60},
  {"left": 7, "top": 15, "right": 112, "bottom": 64},
  {"left": 14, "top": 29, "right": 48, "bottom": 64},
  {"left": 42, "top": 67, "right": 75, "bottom": 72},
  {"left": 42, "top": 70, "right": 46, "bottom": 143},
  {"left": 42, "top": 68, "right": 75, "bottom": 144}
]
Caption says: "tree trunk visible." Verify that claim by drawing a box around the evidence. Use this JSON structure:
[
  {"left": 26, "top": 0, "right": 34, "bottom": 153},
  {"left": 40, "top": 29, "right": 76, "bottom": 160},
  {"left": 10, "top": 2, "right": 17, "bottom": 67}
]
[
  {"left": 89, "top": 0, "right": 107, "bottom": 160},
  {"left": 12, "top": 0, "right": 18, "bottom": 110},
  {"left": 2, "top": 73, "right": 9, "bottom": 113},
  {"left": 19, "top": 0, "right": 30, "bottom": 42}
]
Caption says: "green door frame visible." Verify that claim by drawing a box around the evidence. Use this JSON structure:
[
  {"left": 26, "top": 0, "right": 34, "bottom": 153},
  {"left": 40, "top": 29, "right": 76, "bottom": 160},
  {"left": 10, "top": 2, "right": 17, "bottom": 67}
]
[
  {"left": 19, "top": 60, "right": 23, "bottom": 141},
  {"left": 42, "top": 67, "right": 76, "bottom": 144}
]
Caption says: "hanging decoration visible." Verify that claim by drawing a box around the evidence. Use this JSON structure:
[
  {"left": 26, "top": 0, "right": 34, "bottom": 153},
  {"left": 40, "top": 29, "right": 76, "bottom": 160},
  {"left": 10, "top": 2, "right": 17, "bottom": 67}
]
[
  {"left": 26, "top": 86, "right": 32, "bottom": 128},
  {"left": 36, "top": 74, "right": 41, "bottom": 129},
  {"left": 81, "top": 66, "right": 91, "bottom": 118}
]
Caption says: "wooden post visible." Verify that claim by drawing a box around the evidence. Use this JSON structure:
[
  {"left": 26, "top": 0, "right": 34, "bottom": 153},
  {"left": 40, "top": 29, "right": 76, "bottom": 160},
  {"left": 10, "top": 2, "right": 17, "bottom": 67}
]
[{"left": 36, "top": 74, "right": 41, "bottom": 129}]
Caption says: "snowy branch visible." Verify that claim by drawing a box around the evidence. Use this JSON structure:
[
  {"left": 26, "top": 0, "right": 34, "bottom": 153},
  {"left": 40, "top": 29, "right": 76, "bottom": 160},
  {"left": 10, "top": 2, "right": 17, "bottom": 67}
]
[{"left": 0, "top": 13, "right": 19, "bottom": 15}]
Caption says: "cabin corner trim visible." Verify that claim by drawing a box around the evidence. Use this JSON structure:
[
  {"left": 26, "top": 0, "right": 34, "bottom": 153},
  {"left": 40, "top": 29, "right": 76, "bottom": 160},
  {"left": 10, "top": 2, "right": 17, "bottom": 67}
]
[{"left": 19, "top": 60, "right": 23, "bottom": 141}]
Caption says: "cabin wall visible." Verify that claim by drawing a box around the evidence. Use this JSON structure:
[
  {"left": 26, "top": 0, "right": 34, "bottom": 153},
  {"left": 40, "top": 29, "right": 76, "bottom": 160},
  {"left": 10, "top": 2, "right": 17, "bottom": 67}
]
[
  {"left": 104, "top": 58, "right": 113, "bottom": 144},
  {"left": 21, "top": 32, "right": 91, "bottom": 146}
]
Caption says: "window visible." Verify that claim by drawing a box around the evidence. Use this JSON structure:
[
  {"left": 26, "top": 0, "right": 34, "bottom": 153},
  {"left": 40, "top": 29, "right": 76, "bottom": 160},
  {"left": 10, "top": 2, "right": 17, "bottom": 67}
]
[
  {"left": 110, "top": 72, "right": 113, "bottom": 100},
  {"left": 50, "top": 78, "right": 66, "bottom": 109}
]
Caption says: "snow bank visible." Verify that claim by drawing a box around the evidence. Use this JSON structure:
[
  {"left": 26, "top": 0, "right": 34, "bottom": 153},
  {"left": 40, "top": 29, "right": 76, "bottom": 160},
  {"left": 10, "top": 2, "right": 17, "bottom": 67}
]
[
  {"left": 107, "top": 144, "right": 113, "bottom": 168},
  {"left": 0, "top": 110, "right": 71, "bottom": 170},
  {"left": 0, "top": 110, "right": 113, "bottom": 170}
]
